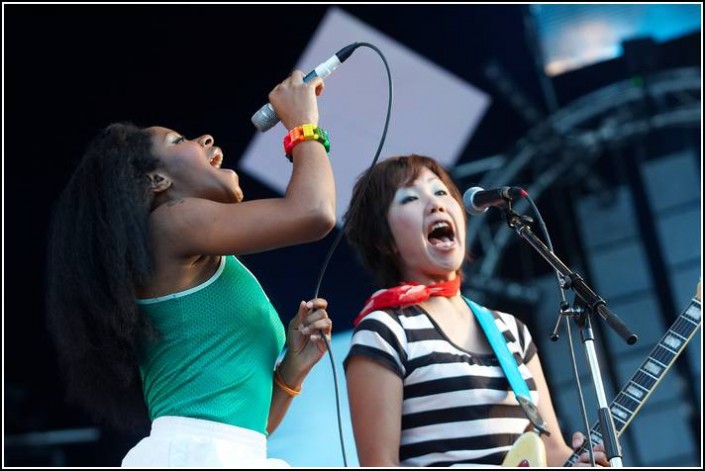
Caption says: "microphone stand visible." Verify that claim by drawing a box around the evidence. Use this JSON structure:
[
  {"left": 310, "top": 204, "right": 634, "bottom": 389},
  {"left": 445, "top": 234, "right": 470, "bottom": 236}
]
[{"left": 501, "top": 207, "right": 638, "bottom": 467}]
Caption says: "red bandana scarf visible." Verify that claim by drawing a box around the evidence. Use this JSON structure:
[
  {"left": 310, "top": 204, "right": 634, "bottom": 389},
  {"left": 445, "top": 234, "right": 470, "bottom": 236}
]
[{"left": 354, "top": 277, "right": 461, "bottom": 327}]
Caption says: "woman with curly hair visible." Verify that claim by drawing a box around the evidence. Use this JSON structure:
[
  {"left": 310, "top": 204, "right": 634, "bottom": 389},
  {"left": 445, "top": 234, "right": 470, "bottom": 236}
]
[{"left": 46, "top": 70, "right": 335, "bottom": 467}]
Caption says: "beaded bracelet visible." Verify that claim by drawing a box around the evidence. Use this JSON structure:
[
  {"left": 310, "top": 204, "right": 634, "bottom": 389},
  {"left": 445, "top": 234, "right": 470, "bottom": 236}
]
[
  {"left": 283, "top": 124, "right": 330, "bottom": 162},
  {"left": 274, "top": 364, "right": 302, "bottom": 397}
]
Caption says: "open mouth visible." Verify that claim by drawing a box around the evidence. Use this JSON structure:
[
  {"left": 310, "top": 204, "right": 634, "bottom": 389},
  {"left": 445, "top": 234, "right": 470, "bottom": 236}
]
[
  {"left": 427, "top": 220, "right": 456, "bottom": 248},
  {"left": 209, "top": 151, "right": 223, "bottom": 168}
]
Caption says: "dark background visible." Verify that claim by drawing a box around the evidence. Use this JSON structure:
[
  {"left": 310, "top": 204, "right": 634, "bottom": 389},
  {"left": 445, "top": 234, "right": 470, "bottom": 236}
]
[{"left": 4, "top": 4, "right": 701, "bottom": 466}]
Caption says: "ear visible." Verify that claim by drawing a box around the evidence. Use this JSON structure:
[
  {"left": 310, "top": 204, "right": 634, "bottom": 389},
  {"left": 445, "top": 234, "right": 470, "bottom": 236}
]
[{"left": 147, "top": 172, "right": 172, "bottom": 193}]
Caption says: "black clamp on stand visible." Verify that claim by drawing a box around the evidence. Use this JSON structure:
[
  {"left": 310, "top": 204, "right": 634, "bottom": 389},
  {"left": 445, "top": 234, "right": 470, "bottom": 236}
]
[{"left": 502, "top": 207, "right": 638, "bottom": 467}]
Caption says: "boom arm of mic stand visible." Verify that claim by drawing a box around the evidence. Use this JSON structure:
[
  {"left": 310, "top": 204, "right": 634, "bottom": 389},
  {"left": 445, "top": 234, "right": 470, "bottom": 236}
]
[
  {"left": 503, "top": 208, "right": 633, "bottom": 466},
  {"left": 502, "top": 209, "right": 638, "bottom": 345}
]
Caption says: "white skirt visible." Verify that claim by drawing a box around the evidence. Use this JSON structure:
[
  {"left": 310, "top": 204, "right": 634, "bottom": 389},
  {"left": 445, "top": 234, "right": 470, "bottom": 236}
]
[{"left": 122, "top": 416, "right": 289, "bottom": 467}]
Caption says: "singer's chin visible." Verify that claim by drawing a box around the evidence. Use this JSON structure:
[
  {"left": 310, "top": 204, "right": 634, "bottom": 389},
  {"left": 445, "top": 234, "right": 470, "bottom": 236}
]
[{"left": 229, "top": 172, "right": 244, "bottom": 203}]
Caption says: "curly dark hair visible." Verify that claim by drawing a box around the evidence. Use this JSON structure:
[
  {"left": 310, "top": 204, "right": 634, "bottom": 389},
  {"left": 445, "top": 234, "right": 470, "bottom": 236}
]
[
  {"left": 343, "top": 154, "right": 467, "bottom": 288},
  {"left": 46, "top": 122, "right": 159, "bottom": 432}
]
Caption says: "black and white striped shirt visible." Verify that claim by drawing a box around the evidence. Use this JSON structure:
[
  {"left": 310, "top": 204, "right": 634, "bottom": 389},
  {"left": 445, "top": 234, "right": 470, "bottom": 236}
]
[{"left": 344, "top": 303, "right": 538, "bottom": 467}]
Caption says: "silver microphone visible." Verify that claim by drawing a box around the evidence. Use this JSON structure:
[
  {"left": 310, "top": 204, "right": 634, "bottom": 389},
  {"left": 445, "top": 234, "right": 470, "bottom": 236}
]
[
  {"left": 251, "top": 43, "right": 360, "bottom": 132},
  {"left": 463, "top": 186, "right": 526, "bottom": 215}
]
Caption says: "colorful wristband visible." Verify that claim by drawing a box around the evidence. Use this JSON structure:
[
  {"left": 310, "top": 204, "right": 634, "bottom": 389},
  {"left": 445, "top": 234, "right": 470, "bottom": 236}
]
[{"left": 283, "top": 124, "right": 330, "bottom": 162}]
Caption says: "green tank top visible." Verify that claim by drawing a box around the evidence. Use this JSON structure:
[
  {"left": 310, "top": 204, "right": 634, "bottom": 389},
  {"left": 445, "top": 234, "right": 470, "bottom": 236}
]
[{"left": 137, "top": 255, "right": 286, "bottom": 434}]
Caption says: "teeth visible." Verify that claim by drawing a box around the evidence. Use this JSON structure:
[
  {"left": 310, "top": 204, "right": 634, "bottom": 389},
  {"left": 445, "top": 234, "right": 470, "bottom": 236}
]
[
  {"left": 431, "top": 222, "right": 449, "bottom": 231},
  {"left": 211, "top": 154, "right": 223, "bottom": 168}
]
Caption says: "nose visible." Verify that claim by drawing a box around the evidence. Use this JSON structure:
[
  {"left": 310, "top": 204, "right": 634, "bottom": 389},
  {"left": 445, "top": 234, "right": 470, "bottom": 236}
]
[
  {"left": 198, "top": 134, "right": 214, "bottom": 148},
  {"left": 429, "top": 197, "right": 446, "bottom": 214}
]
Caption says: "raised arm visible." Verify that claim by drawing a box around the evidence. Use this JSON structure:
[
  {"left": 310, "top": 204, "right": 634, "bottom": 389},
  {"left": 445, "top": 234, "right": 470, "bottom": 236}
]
[{"left": 152, "top": 70, "right": 336, "bottom": 258}]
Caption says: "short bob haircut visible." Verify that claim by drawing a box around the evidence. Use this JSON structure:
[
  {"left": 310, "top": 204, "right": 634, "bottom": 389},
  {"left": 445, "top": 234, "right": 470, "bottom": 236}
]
[{"left": 343, "top": 154, "right": 467, "bottom": 288}]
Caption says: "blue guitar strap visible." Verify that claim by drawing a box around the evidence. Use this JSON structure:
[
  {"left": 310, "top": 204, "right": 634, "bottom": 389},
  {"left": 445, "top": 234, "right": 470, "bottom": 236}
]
[{"left": 463, "top": 296, "right": 549, "bottom": 435}]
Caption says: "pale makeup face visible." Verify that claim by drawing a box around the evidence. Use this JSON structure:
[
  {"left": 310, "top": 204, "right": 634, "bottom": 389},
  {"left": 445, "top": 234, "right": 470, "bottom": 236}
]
[
  {"left": 386, "top": 166, "right": 466, "bottom": 284},
  {"left": 147, "top": 126, "right": 243, "bottom": 203}
]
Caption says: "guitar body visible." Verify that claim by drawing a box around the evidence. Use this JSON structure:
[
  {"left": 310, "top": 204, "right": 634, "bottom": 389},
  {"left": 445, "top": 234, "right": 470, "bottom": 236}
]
[{"left": 501, "top": 431, "right": 546, "bottom": 467}]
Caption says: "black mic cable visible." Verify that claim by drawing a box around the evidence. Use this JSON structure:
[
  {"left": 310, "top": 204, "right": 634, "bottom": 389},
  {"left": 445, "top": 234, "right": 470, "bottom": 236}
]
[{"left": 310, "top": 41, "right": 392, "bottom": 468}]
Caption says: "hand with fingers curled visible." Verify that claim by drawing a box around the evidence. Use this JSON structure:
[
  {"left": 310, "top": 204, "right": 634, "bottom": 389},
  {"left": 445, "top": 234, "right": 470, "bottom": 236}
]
[
  {"left": 571, "top": 431, "right": 611, "bottom": 467},
  {"left": 268, "top": 69, "right": 325, "bottom": 131},
  {"left": 286, "top": 298, "right": 333, "bottom": 371}
]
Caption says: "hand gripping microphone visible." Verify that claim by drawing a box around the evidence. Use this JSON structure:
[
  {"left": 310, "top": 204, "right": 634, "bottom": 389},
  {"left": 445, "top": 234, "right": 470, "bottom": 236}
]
[
  {"left": 251, "top": 43, "right": 360, "bottom": 132},
  {"left": 463, "top": 186, "right": 527, "bottom": 215}
]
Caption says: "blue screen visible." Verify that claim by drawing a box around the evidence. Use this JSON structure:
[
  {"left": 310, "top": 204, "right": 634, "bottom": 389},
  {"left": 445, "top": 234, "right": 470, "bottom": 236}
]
[{"left": 531, "top": 4, "right": 701, "bottom": 76}]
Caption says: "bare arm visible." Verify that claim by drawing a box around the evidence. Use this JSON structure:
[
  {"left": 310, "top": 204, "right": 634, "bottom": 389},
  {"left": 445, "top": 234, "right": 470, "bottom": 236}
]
[
  {"left": 153, "top": 70, "right": 336, "bottom": 258},
  {"left": 526, "top": 354, "right": 575, "bottom": 466},
  {"left": 267, "top": 298, "right": 332, "bottom": 435},
  {"left": 153, "top": 149, "right": 335, "bottom": 257},
  {"left": 346, "top": 356, "right": 403, "bottom": 466}
]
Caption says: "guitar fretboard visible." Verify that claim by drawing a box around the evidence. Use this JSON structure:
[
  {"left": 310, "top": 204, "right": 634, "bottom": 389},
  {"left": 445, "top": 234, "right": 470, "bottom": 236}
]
[{"left": 564, "top": 297, "right": 701, "bottom": 466}]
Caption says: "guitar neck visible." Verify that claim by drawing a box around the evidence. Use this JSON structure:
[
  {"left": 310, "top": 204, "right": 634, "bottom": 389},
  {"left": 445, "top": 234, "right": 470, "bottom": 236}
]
[{"left": 564, "top": 295, "right": 702, "bottom": 466}]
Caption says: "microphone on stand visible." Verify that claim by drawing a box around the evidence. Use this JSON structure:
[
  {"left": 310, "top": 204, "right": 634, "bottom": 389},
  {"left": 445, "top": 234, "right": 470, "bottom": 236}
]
[{"left": 463, "top": 186, "right": 527, "bottom": 215}]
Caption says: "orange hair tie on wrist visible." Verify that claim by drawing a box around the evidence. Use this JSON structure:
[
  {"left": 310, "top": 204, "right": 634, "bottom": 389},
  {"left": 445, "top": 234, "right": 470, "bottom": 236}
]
[{"left": 274, "top": 364, "right": 301, "bottom": 397}]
